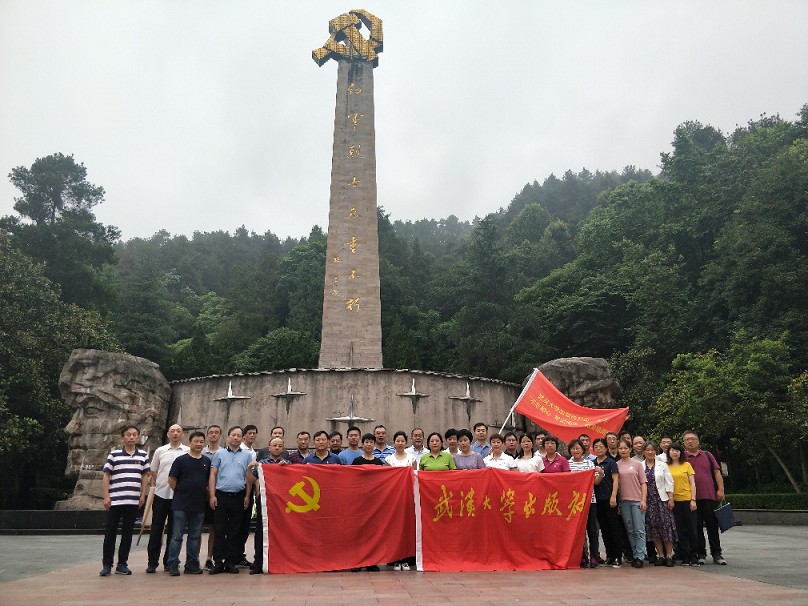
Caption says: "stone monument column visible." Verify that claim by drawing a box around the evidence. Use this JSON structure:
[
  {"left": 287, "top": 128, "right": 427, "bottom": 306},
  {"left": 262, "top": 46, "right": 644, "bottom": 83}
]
[{"left": 313, "top": 10, "right": 384, "bottom": 369}]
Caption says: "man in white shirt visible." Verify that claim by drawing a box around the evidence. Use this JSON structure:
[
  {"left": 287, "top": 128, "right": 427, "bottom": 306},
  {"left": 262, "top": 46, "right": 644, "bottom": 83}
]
[
  {"left": 146, "top": 424, "right": 189, "bottom": 573},
  {"left": 240, "top": 424, "right": 258, "bottom": 461},
  {"left": 657, "top": 436, "right": 672, "bottom": 463},
  {"left": 404, "top": 427, "right": 428, "bottom": 462}
]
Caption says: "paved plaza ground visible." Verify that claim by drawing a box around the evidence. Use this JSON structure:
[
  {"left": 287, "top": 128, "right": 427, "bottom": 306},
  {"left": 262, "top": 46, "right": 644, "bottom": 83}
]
[{"left": 0, "top": 525, "right": 806, "bottom": 605}]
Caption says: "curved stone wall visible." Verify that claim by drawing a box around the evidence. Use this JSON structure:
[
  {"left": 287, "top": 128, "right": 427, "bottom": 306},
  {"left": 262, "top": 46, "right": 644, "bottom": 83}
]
[{"left": 169, "top": 368, "right": 522, "bottom": 441}]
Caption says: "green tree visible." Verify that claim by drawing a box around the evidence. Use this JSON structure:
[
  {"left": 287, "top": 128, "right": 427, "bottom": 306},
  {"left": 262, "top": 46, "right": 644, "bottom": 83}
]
[
  {"left": 0, "top": 234, "right": 120, "bottom": 507},
  {"left": 112, "top": 252, "right": 176, "bottom": 365},
  {"left": 655, "top": 333, "right": 803, "bottom": 492},
  {"left": 1, "top": 153, "right": 120, "bottom": 313},
  {"left": 230, "top": 327, "right": 318, "bottom": 372}
]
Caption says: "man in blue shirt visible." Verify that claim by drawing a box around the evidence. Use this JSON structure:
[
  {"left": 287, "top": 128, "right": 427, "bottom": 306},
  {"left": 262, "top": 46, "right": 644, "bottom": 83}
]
[
  {"left": 338, "top": 426, "right": 364, "bottom": 465},
  {"left": 372, "top": 424, "right": 394, "bottom": 461},
  {"left": 303, "top": 430, "right": 342, "bottom": 464},
  {"left": 471, "top": 422, "right": 491, "bottom": 457},
  {"left": 208, "top": 426, "right": 252, "bottom": 574}
]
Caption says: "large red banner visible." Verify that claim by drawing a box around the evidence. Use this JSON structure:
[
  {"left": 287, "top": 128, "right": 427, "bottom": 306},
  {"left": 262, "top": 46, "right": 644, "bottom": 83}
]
[
  {"left": 258, "top": 465, "right": 594, "bottom": 573},
  {"left": 416, "top": 469, "right": 593, "bottom": 571},
  {"left": 512, "top": 368, "right": 629, "bottom": 443},
  {"left": 258, "top": 465, "right": 415, "bottom": 573}
]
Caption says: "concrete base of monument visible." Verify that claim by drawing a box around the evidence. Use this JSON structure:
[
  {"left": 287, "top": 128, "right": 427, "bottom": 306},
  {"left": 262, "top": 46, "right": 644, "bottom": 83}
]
[
  {"left": 169, "top": 368, "right": 523, "bottom": 444},
  {"left": 55, "top": 351, "right": 622, "bottom": 508}
]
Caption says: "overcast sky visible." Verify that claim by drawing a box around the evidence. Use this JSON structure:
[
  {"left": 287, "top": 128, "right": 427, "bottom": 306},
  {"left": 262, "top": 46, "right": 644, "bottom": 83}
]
[{"left": 1, "top": 1, "right": 806, "bottom": 242}]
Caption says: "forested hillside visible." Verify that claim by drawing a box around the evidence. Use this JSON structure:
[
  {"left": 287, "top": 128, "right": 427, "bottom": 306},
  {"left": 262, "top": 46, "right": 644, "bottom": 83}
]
[{"left": 2, "top": 107, "right": 807, "bottom": 506}]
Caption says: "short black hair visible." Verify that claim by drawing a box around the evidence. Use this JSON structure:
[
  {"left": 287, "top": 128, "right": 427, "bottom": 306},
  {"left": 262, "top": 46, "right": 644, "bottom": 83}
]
[
  {"left": 472, "top": 422, "right": 486, "bottom": 431},
  {"left": 362, "top": 433, "right": 375, "bottom": 443},
  {"left": 120, "top": 424, "right": 139, "bottom": 436},
  {"left": 457, "top": 429, "right": 473, "bottom": 442},
  {"left": 543, "top": 435, "right": 559, "bottom": 447},
  {"left": 271, "top": 425, "right": 284, "bottom": 435},
  {"left": 189, "top": 431, "right": 205, "bottom": 441},
  {"left": 297, "top": 430, "right": 310, "bottom": 438},
  {"left": 227, "top": 425, "right": 242, "bottom": 436},
  {"left": 592, "top": 438, "right": 608, "bottom": 449},
  {"left": 346, "top": 426, "right": 361, "bottom": 436},
  {"left": 445, "top": 428, "right": 458, "bottom": 439},
  {"left": 374, "top": 424, "right": 386, "bottom": 432},
  {"left": 328, "top": 431, "right": 342, "bottom": 440},
  {"left": 489, "top": 433, "right": 504, "bottom": 443},
  {"left": 243, "top": 424, "right": 258, "bottom": 434},
  {"left": 313, "top": 430, "right": 328, "bottom": 440},
  {"left": 207, "top": 424, "right": 222, "bottom": 432},
  {"left": 393, "top": 430, "right": 408, "bottom": 442},
  {"left": 426, "top": 432, "right": 443, "bottom": 447}
]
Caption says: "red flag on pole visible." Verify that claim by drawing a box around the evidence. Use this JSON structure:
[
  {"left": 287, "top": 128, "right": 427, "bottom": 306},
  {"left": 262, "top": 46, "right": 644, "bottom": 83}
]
[{"left": 511, "top": 368, "right": 628, "bottom": 443}]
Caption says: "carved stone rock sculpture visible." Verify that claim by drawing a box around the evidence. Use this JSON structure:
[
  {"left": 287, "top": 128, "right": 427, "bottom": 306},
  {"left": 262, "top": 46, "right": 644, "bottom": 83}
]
[
  {"left": 538, "top": 357, "right": 622, "bottom": 408},
  {"left": 56, "top": 348, "right": 170, "bottom": 510}
]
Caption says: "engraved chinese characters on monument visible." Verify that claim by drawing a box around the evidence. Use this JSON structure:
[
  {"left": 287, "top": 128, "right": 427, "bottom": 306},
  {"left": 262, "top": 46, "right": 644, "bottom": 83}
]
[
  {"left": 57, "top": 348, "right": 171, "bottom": 509},
  {"left": 314, "top": 9, "right": 384, "bottom": 369}
]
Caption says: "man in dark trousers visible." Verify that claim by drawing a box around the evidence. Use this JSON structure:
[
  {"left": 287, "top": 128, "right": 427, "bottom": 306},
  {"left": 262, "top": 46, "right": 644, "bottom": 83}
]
[
  {"left": 166, "top": 431, "right": 210, "bottom": 575},
  {"left": 100, "top": 425, "right": 150, "bottom": 576},
  {"left": 247, "top": 436, "right": 289, "bottom": 574},
  {"left": 208, "top": 426, "right": 252, "bottom": 574},
  {"left": 146, "top": 424, "right": 189, "bottom": 573}
]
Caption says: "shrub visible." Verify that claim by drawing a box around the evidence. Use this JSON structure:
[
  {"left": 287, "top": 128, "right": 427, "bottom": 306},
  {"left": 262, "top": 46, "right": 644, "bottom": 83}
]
[{"left": 725, "top": 493, "right": 808, "bottom": 510}]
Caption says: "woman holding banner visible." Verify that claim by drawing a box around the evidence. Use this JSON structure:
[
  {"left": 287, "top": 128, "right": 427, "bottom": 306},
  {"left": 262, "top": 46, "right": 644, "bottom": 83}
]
[
  {"left": 419, "top": 433, "right": 457, "bottom": 471},
  {"left": 515, "top": 434, "right": 544, "bottom": 473},
  {"left": 541, "top": 436, "right": 570, "bottom": 473},
  {"left": 385, "top": 431, "right": 418, "bottom": 469},
  {"left": 483, "top": 433, "right": 518, "bottom": 470},
  {"left": 453, "top": 429, "right": 486, "bottom": 470}
]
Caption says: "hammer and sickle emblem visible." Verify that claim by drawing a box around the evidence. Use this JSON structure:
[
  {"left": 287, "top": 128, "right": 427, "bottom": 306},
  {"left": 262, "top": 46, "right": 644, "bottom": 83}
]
[
  {"left": 285, "top": 476, "right": 321, "bottom": 513},
  {"left": 312, "top": 9, "right": 384, "bottom": 67}
]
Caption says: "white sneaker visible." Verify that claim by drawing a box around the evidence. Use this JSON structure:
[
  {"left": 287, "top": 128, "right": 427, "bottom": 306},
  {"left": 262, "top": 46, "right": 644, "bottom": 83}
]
[
  {"left": 393, "top": 563, "right": 402, "bottom": 571},
  {"left": 401, "top": 562, "right": 410, "bottom": 571}
]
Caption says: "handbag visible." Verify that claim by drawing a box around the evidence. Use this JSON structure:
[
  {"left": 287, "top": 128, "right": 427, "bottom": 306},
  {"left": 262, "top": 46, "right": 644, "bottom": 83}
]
[{"left": 714, "top": 500, "right": 735, "bottom": 532}]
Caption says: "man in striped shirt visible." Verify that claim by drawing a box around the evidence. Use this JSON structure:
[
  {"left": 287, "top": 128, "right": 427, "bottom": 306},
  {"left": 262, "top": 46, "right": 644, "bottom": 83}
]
[{"left": 100, "top": 425, "right": 150, "bottom": 576}]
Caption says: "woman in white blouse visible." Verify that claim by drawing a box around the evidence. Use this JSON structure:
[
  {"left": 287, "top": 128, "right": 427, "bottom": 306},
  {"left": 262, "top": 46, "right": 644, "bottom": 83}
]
[
  {"left": 385, "top": 431, "right": 417, "bottom": 469},
  {"left": 515, "top": 433, "right": 544, "bottom": 473}
]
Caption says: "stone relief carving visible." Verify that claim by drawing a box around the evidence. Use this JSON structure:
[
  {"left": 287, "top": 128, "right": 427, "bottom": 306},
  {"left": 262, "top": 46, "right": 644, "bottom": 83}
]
[{"left": 56, "top": 348, "right": 170, "bottom": 510}]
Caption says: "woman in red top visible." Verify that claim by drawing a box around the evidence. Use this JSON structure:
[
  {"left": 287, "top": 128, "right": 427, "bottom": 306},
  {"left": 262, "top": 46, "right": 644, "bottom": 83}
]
[{"left": 541, "top": 436, "right": 570, "bottom": 473}]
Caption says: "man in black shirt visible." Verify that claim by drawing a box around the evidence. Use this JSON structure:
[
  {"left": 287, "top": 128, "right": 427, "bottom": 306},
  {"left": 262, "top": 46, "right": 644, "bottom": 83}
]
[{"left": 166, "top": 431, "right": 211, "bottom": 576}]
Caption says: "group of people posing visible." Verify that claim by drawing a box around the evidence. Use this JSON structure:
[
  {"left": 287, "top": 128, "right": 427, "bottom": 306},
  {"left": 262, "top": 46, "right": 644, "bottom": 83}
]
[{"left": 99, "top": 421, "right": 727, "bottom": 576}]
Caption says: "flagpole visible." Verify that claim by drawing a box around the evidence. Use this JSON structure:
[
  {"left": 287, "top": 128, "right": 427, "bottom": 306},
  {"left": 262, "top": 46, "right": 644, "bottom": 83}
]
[
  {"left": 500, "top": 368, "right": 539, "bottom": 434},
  {"left": 499, "top": 405, "right": 516, "bottom": 435}
]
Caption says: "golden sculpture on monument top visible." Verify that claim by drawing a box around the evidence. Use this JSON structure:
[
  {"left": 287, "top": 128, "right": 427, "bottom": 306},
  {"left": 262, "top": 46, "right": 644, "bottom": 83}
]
[{"left": 312, "top": 9, "right": 383, "bottom": 67}]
